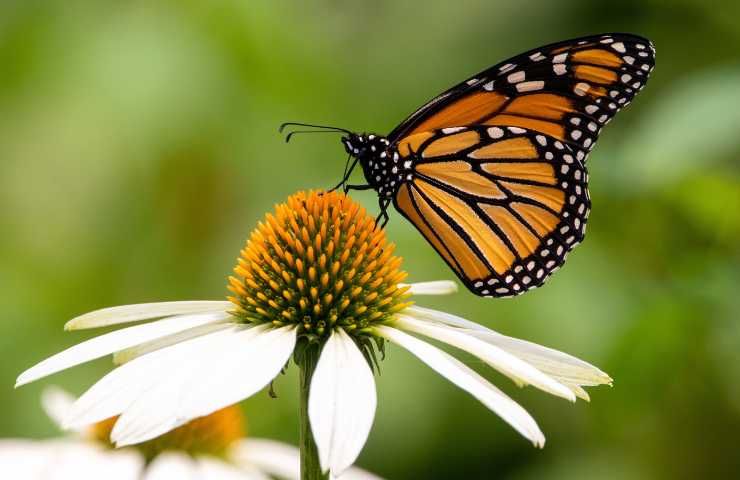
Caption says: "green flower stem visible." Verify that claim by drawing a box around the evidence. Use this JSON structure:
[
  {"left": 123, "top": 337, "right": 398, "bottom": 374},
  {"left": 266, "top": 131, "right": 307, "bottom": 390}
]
[{"left": 299, "top": 345, "right": 329, "bottom": 480}]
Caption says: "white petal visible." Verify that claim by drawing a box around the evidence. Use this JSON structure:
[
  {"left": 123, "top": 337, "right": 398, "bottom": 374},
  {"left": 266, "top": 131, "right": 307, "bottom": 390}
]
[
  {"left": 49, "top": 443, "right": 143, "bottom": 480},
  {"left": 233, "top": 437, "right": 382, "bottom": 480},
  {"left": 17, "top": 312, "right": 232, "bottom": 388},
  {"left": 65, "top": 326, "right": 242, "bottom": 431},
  {"left": 41, "top": 386, "right": 76, "bottom": 430},
  {"left": 564, "top": 382, "right": 591, "bottom": 401},
  {"left": 309, "top": 329, "right": 377, "bottom": 475},
  {"left": 179, "top": 325, "right": 297, "bottom": 420},
  {"left": 465, "top": 329, "right": 613, "bottom": 387},
  {"left": 231, "top": 439, "right": 300, "bottom": 480},
  {"left": 0, "top": 440, "right": 55, "bottom": 479},
  {"left": 402, "top": 305, "right": 489, "bottom": 331},
  {"left": 144, "top": 452, "right": 198, "bottom": 480},
  {"left": 198, "top": 456, "right": 271, "bottom": 480},
  {"left": 395, "top": 315, "right": 575, "bottom": 401},
  {"left": 113, "top": 321, "right": 233, "bottom": 365},
  {"left": 375, "top": 325, "right": 545, "bottom": 447},
  {"left": 232, "top": 438, "right": 385, "bottom": 480},
  {"left": 400, "top": 281, "right": 458, "bottom": 296},
  {"left": 110, "top": 326, "right": 260, "bottom": 446},
  {"left": 106, "top": 324, "right": 295, "bottom": 446},
  {"left": 404, "top": 305, "right": 612, "bottom": 390},
  {"left": 65, "top": 300, "right": 232, "bottom": 330}
]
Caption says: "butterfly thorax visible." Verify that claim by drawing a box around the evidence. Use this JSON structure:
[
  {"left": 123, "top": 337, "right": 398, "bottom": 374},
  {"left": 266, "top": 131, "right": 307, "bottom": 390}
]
[{"left": 342, "top": 133, "right": 408, "bottom": 199}]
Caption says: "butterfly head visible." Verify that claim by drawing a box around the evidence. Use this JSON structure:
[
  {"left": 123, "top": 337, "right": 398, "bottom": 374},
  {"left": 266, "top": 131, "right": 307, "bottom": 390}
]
[{"left": 343, "top": 133, "right": 388, "bottom": 157}]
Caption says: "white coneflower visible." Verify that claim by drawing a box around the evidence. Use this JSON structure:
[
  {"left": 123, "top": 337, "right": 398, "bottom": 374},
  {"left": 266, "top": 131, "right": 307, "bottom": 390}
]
[
  {"left": 16, "top": 191, "right": 612, "bottom": 479},
  {"left": 1, "top": 386, "right": 379, "bottom": 479}
]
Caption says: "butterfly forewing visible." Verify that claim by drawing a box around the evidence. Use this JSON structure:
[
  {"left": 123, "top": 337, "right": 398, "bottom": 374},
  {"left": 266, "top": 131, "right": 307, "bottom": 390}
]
[
  {"left": 388, "top": 33, "right": 655, "bottom": 161},
  {"left": 393, "top": 126, "right": 589, "bottom": 297}
]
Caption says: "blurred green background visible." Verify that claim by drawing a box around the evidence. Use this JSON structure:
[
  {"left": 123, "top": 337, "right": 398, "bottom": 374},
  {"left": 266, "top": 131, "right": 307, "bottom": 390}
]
[{"left": 2, "top": 1, "right": 739, "bottom": 478}]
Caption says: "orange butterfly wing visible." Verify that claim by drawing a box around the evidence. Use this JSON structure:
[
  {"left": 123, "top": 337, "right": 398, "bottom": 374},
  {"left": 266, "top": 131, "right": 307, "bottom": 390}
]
[
  {"left": 388, "top": 33, "right": 654, "bottom": 297},
  {"left": 389, "top": 33, "right": 656, "bottom": 163},
  {"left": 393, "top": 126, "right": 588, "bottom": 297}
]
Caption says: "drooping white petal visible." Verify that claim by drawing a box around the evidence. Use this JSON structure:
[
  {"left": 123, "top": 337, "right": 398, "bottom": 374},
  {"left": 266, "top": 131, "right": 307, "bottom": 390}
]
[
  {"left": 375, "top": 325, "right": 545, "bottom": 447},
  {"left": 402, "top": 305, "right": 489, "bottom": 331},
  {"left": 179, "top": 325, "right": 297, "bottom": 420},
  {"left": 110, "top": 326, "right": 258, "bottom": 446},
  {"left": 232, "top": 439, "right": 384, "bottom": 480},
  {"left": 65, "top": 326, "right": 242, "bottom": 431},
  {"left": 16, "top": 312, "right": 233, "bottom": 387},
  {"left": 309, "top": 328, "right": 377, "bottom": 475},
  {"left": 65, "top": 301, "right": 232, "bottom": 330},
  {"left": 144, "top": 452, "right": 199, "bottom": 480},
  {"left": 400, "top": 281, "right": 458, "bottom": 296},
  {"left": 112, "top": 321, "right": 233, "bottom": 365},
  {"left": 41, "top": 386, "right": 76, "bottom": 430},
  {"left": 107, "top": 324, "right": 296, "bottom": 447},
  {"left": 197, "top": 456, "right": 271, "bottom": 480},
  {"left": 464, "top": 329, "right": 613, "bottom": 388},
  {"left": 403, "top": 305, "right": 612, "bottom": 392},
  {"left": 394, "top": 315, "right": 575, "bottom": 401},
  {"left": 564, "top": 382, "right": 591, "bottom": 401}
]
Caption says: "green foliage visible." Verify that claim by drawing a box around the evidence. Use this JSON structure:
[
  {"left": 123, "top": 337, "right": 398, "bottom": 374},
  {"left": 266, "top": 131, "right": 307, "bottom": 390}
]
[{"left": 1, "top": 1, "right": 739, "bottom": 478}]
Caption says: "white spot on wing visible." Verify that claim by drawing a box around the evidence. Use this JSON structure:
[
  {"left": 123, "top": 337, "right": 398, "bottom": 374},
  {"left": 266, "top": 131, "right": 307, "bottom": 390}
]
[
  {"left": 529, "top": 52, "right": 546, "bottom": 61},
  {"left": 611, "top": 42, "right": 626, "bottom": 53},
  {"left": 516, "top": 80, "right": 544, "bottom": 92},
  {"left": 507, "top": 71, "right": 526, "bottom": 83},
  {"left": 442, "top": 127, "right": 466, "bottom": 134},
  {"left": 488, "top": 127, "right": 504, "bottom": 139}
]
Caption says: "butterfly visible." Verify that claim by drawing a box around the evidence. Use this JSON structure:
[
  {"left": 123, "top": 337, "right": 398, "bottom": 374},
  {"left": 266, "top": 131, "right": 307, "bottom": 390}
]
[{"left": 281, "top": 33, "right": 655, "bottom": 298}]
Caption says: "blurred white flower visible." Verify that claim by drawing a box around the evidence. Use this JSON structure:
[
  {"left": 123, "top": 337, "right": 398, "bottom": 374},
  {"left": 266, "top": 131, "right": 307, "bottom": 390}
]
[
  {"left": 16, "top": 191, "right": 612, "bottom": 477},
  {"left": 1, "top": 387, "right": 380, "bottom": 480}
]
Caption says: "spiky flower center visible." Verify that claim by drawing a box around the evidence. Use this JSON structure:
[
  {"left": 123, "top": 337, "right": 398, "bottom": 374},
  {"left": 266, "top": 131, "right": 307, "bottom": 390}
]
[
  {"left": 227, "top": 191, "right": 410, "bottom": 339},
  {"left": 92, "top": 406, "right": 245, "bottom": 461}
]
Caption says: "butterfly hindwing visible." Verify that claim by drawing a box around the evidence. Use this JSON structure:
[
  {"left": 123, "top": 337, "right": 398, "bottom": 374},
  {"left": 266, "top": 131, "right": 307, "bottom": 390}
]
[
  {"left": 393, "top": 126, "right": 589, "bottom": 297},
  {"left": 388, "top": 33, "right": 655, "bottom": 161}
]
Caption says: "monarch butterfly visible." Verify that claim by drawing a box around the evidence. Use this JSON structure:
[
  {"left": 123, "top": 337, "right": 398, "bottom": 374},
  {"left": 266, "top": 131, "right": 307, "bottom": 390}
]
[{"left": 281, "top": 33, "right": 655, "bottom": 298}]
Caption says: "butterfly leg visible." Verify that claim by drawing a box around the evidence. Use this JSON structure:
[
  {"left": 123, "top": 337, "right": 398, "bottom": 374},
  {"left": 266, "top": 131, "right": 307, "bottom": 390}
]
[
  {"left": 327, "top": 156, "right": 360, "bottom": 193},
  {"left": 374, "top": 197, "right": 391, "bottom": 229},
  {"left": 343, "top": 183, "right": 374, "bottom": 193}
]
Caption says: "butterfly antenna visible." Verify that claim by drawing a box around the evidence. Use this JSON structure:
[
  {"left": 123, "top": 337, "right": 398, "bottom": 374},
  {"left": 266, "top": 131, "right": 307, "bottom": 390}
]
[
  {"left": 279, "top": 122, "right": 352, "bottom": 137},
  {"left": 284, "top": 129, "right": 349, "bottom": 143}
]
